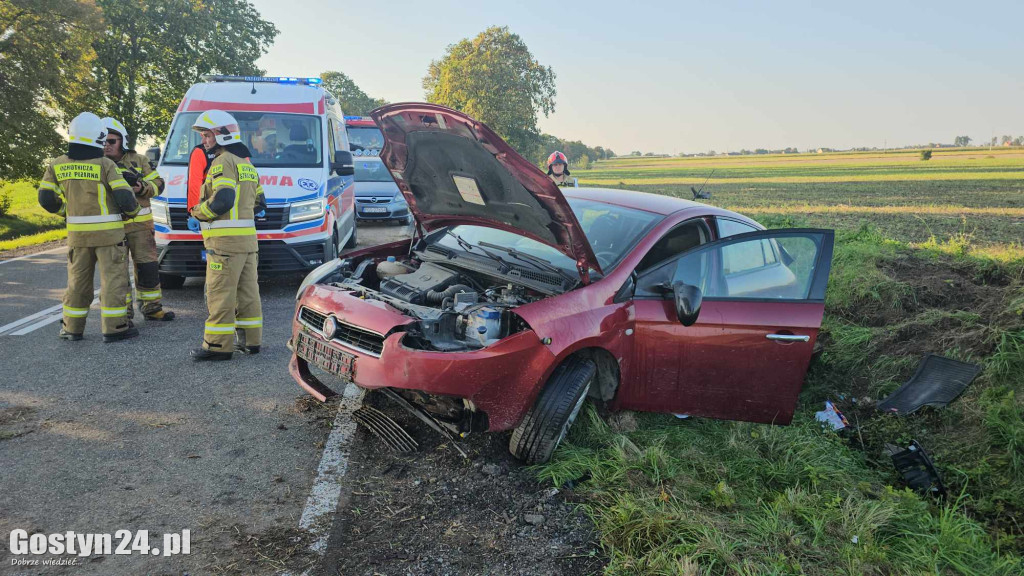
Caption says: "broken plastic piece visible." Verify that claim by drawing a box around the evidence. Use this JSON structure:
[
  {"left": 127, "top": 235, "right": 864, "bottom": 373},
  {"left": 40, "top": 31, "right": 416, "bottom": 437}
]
[
  {"left": 877, "top": 354, "right": 981, "bottom": 415},
  {"left": 885, "top": 440, "right": 946, "bottom": 497},
  {"left": 815, "top": 401, "right": 849, "bottom": 430}
]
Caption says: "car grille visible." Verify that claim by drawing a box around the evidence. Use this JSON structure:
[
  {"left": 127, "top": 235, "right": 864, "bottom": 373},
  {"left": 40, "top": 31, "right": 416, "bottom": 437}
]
[
  {"left": 299, "top": 306, "right": 385, "bottom": 357},
  {"left": 169, "top": 206, "right": 289, "bottom": 230}
]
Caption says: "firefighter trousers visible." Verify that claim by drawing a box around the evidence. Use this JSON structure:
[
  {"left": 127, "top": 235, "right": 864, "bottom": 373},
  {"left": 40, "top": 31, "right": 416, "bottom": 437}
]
[
  {"left": 202, "top": 250, "right": 262, "bottom": 351},
  {"left": 124, "top": 225, "right": 163, "bottom": 317},
  {"left": 62, "top": 243, "right": 131, "bottom": 335}
]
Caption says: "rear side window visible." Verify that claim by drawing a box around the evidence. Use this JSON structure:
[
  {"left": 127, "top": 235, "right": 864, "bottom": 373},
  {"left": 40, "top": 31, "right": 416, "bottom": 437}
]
[{"left": 717, "top": 218, "right": 759, "bottom": 239}]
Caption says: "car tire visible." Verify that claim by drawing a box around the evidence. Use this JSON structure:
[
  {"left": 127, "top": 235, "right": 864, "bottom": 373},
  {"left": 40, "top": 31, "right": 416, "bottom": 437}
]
[
  {"left": 160, "top": 273, "right": 186, "bottom": 289},
  {"left": 344, "top": 224, "right": 357, "bottom": 249},
  {"left": 509, "top": 356, "right": 596, "bottom": 464}
]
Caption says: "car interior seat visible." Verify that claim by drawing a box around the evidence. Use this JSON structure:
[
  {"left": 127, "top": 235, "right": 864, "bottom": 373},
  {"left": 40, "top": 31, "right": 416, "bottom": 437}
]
[{"left": 282, "top": 125, "right": 314, "bottom": 160}]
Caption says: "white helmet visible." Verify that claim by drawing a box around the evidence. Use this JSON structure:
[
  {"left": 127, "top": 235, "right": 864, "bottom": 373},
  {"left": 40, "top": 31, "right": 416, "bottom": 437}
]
[
  {"left": 68, "top": 112, "right": 107, "bottom": 149},
  {"left": 192, "top": 109, "right": 241, "bottom": 147},
  {"left": 101, "top": 117, "right": 129, "bottom": 151}
]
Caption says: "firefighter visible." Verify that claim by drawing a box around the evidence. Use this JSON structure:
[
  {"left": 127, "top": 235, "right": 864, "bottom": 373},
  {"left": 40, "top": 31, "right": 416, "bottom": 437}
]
[
  {"left": 546, "top": 151, "right": 573, "bottom": 186},
  {"left": 102, "top": 117, "right": 175, "bottom": 321},
  {"left": 188, "top": 110, "right": 266, "bottom": 361},
  {"left": 37, "top": 112, "right": 141, "bottom": 342}
]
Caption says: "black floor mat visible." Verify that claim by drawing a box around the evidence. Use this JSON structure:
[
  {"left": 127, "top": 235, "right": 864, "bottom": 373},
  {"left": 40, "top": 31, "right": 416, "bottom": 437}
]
[{"left": 877, "top": 354, "right": 981, "bottom": 415}]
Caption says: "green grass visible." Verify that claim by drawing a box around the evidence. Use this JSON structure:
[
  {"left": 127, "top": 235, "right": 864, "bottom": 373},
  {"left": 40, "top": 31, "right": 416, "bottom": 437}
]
[
  {"left": 538, "top": 151, "right": 1024, "bottom": 573},
  {"left": 0, "top": 180, "right": 65, "bottom": 251}
]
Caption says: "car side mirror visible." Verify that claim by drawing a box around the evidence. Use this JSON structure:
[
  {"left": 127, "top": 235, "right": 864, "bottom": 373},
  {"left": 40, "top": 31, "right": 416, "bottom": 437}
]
[
  {"left": 333, "top": 150, "right": 354, "bottom": 176},
  {"left": 672, "top": 282, "right": 702, "bottom": 326}
]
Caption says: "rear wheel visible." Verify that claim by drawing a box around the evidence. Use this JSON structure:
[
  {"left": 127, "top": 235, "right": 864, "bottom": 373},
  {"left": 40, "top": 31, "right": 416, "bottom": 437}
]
[
  {"left": 509, "top": 356, "right": 596, "bottom": 464},
  {"left": 160, "top": 273, "right": 186, "bottom": 289}
]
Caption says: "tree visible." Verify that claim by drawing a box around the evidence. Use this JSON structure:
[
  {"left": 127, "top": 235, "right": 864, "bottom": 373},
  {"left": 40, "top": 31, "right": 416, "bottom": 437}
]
[
  {"left": 321, "top": 71, "right": 388, "bottom": 116},
  {"left": 575, "top": 154, "right": 590, "bottom": 170},
  {"left": 1001, "top": 135, "right": 1013, "bottom": 145},
  {"left": 0, "top": 0, "right": 101, "bottom": 179},
  {"left": 1014, "top": 136, "right": 1024, "bottom": 147},
  {"left": 954, "top": 135, "right": 972, "bottom": 147},
  {"left": 90, "top": 0, "right": 278, "bottom": 148},
  {"left": 423, "top": 26, "right": 556, "bottom": 154},
  {"left": 920, "top": 150, "right": 932, "bottom": 161}
]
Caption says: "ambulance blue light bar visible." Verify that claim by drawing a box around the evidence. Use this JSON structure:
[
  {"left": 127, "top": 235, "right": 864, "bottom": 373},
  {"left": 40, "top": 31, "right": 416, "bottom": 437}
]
[{"left": 202, "top": 75, "right": 322, "bottom": 85}]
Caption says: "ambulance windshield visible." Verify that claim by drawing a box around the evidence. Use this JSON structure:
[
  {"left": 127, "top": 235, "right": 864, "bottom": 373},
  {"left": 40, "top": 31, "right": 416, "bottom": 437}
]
[{"left": 162, "top": 112, "right": 323, "bottom": 168}]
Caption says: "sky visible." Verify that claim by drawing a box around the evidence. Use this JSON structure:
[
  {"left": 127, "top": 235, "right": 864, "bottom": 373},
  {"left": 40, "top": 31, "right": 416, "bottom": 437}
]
[{"left": 250, "top": 0, "right": 1024, "bottom": 155}]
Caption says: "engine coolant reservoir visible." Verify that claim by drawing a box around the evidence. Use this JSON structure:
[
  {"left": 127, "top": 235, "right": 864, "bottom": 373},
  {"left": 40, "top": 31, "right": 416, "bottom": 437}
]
[
  {"left": 376, "top": 256, "right": 414, "bottom": 279},
  {"left": 467, "top": 307, "right": 502, "bottom": 346}
]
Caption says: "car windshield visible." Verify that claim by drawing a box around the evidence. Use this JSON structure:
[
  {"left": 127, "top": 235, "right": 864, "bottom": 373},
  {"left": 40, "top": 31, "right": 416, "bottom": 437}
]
[
  {"left": 432, "top": 198, "right": 662, "bottom": 275},
  {"left": 348, "top": 126, "right": 384, "bottom": 154},
  {"left": 162, "top": 111, "right": 323, "bottom": 167},
  {"left": 354, "top": 160, "right": 394, "bottom": 183}
]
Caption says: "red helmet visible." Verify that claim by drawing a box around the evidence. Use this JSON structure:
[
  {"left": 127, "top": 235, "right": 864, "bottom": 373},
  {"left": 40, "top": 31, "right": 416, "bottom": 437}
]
[{"left": 546, "top": 151, "right": 570, "bottom": 176}]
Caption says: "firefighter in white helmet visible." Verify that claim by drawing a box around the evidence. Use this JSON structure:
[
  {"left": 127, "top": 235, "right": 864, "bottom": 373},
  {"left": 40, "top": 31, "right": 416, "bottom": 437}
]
[
  {"left": 37, "top": 112, "right": 141, "bottom": 341},
  {"left": 102, "top": 117, "right": 174, "bottom": 322},
  {"left": 188, "top": 110, "right": 267, "bottom": 361}
]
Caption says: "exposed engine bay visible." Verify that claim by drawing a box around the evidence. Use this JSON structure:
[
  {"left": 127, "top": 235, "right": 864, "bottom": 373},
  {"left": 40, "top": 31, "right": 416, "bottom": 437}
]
[{"left": 323, "top": 248, "right": 566, "bottom": 352}]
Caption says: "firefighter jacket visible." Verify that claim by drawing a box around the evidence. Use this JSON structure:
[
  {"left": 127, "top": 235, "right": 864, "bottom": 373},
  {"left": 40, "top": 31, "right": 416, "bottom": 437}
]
[
  {"left": 113, "top": 150, "right": 164, "bottom": 232},
  {"left": 189, "top": 148, "right": 266, "bottom": 253},
  {"left": 38, "top": 155, "right": 140, "bottom": 247}
]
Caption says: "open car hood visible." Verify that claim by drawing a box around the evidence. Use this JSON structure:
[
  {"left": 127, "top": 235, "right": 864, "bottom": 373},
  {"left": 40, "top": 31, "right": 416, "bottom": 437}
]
[{"left": 370, "top": 103, "right": 601, "bottom": 282}]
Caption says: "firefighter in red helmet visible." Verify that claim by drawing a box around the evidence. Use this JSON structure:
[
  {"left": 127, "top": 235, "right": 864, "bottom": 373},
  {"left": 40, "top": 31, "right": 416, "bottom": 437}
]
[{"left": 546, "top": 151, "right": 574, "bottom": 187}]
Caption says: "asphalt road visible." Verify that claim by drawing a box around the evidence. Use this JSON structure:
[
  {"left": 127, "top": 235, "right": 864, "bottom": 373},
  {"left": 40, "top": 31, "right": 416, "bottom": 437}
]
[{"left": 0, "top": 222, "right": 413, "bottom": 575}]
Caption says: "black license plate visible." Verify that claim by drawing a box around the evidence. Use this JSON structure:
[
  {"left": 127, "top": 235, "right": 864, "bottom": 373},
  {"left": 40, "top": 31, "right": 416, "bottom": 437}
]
[{"left": 296, "top": 331, "right": 356, "bottom": 381}]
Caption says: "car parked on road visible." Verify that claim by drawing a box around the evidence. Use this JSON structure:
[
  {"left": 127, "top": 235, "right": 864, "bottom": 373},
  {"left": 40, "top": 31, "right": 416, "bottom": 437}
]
[
  {"left": 289, "top": 104, "right": 835, "bottom": 464},
  {"left": 353, "top": 157, "right": 411, "bottom": 225}
]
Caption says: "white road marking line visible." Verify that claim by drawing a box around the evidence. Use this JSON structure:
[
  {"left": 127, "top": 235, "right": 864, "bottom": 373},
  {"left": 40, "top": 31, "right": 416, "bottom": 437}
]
[
  {"left": 2, "top": 290, "right": 100, "bottom": 336},
  {"left": 298, "top": 382, "right": 365, "bottom": 556},
  {"left": 0, "top": 246, "right": 66, "bottom": 265}
]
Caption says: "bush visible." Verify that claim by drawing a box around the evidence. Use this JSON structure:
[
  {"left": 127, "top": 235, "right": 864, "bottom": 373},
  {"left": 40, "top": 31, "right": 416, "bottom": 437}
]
[
  {"left": 921, "top": 149, "right": 933, "bottom": 161},
  {"left": 0, "top": 190, "right": 12, "bottom": 217}
]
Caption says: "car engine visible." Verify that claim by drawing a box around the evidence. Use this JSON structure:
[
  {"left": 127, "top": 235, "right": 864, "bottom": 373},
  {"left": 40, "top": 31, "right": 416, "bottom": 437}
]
[{"left": 326, "top": 255, "right": 541, "bottom": 351}]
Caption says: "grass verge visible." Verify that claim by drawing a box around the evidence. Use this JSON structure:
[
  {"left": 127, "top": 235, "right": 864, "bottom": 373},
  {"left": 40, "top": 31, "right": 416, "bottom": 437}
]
[{"left": 537, "top": 222, "right": 1024, "bottom": 574}]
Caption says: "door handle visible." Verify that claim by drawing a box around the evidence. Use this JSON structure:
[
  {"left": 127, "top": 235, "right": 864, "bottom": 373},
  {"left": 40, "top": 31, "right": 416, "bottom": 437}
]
[{"left": 766, "top": 334, "right": 810, "bottom": 342}]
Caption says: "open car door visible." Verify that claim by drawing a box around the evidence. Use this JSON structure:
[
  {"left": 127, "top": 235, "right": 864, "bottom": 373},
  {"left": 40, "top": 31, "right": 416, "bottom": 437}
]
[{"left": 623, "top": 229, "right": 835, "bottom": 424}]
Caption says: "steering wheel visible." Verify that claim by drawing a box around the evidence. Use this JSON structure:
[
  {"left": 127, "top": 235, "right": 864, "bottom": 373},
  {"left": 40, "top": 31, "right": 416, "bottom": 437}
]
[{"left": 277, "top": 150, "right": 305, "bottom": 163}]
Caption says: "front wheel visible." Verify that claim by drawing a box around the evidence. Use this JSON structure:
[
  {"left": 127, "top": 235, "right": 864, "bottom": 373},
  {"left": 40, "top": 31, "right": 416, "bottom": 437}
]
[
  {"left": 509, "top": 356, "right": 596, "bottom": 464},
  {"left": 159, "top": 273, "right": 186, "bottom": 289},
  {"left": 344, "top": 224, "right": 357, "bottom": 249}
]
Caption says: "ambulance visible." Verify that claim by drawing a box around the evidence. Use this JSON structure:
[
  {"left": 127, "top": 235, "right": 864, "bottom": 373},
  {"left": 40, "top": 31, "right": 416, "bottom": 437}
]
[{"left": 151, "top": 75, "right": 356, "bottom": 288}]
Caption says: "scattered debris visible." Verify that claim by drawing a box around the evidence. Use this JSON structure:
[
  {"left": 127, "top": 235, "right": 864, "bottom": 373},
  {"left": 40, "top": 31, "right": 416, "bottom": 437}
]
[
  {"left": 481, "top": 463, "right": 502, "bottom": 476},
  {"left": 815, "top": 401, "right": 849, "bottom": 430},
  {"left": 877, "top": 354, "right": 981, "bottom": 415},
  {"left": 560, "top": 471, "right": 592, "bottom": 492},
  {"left": 885, "top": 440, "right": 946, "bottom": 497},
  {"left": 524, "top": 514, "right": 546, "bottom": 526},
  {"left": 352, "top": 405, "right": 418, "bottom": 452}
]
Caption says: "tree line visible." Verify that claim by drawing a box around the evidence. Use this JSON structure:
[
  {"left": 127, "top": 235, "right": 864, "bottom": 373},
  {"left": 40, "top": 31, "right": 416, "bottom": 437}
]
[
  {"left": 1, "top": 0, "right": 278, "bottom": 180},
  {"left": 3, "top": 7, "right": 608, "bottom": 181}
]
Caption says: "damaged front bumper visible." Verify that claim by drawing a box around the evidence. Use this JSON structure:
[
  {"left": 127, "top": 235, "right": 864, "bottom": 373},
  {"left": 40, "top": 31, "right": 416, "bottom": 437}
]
[{"left": 288, "top": 284, "right": 558, "bottom": 431}]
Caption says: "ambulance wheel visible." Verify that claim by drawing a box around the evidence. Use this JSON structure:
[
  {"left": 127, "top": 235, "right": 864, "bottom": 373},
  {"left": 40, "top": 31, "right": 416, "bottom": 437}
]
[
  {"left": 160, "top": 273, "right": 186, "bottom": 289},
  {"left": 344, "top": 225, "right": 357, "bottom": 249},
  {"left": 327, "top": 230, "right": 339, "bottom": 260},
  {"left": 509, "top": 356, "right": 596, "bottom": 464}
]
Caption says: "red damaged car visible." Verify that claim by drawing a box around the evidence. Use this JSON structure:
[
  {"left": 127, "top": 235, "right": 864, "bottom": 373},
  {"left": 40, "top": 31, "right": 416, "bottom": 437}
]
[{"left": 289, "top": 103, "right": 835, "bottom": 463}]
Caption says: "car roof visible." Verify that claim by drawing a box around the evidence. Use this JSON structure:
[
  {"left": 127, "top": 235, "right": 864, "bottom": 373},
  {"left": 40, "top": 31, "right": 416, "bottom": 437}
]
[{"left": 564, "top": 187, "right": 707, "bottom": 216}]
